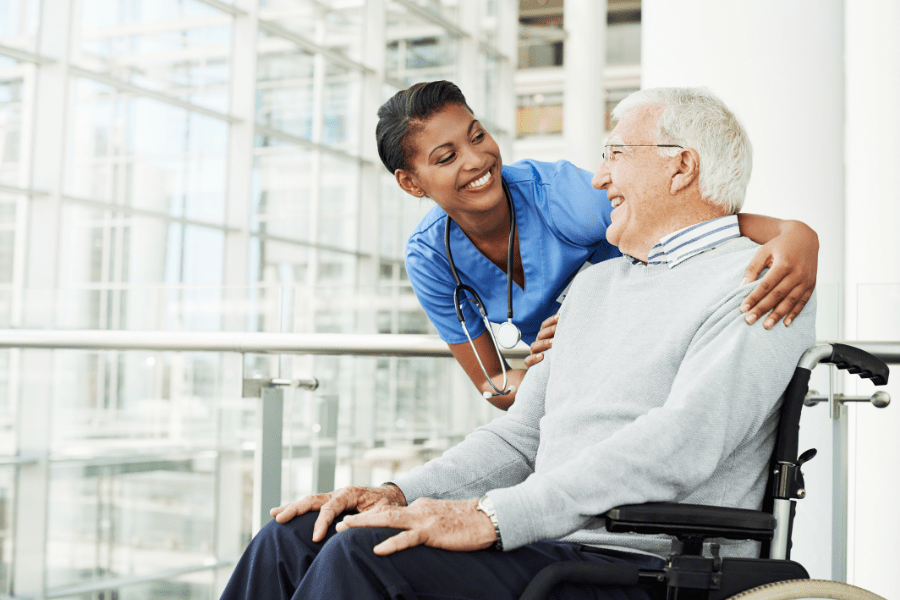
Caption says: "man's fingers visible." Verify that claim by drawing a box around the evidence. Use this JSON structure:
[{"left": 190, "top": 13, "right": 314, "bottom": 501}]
[
  {"left": 312, "top": 498, "right": 350, "bottom": 541},
  {"left": 373, "top": 530, "right": 425, "bottom": 556},
  {"left": 337, "top": 506, "right": 406, "bottom": 531},
  {"left": 272, "top": 493, "right": 330, "bottom": 523}
]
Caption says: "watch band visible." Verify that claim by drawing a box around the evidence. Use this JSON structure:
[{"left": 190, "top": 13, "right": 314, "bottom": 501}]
[{"left": 476, "top": 495, "right": 503, "bottom": 551}]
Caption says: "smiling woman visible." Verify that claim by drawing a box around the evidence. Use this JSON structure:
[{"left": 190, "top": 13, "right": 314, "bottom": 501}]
[{"left": 375, "top": 81, "right": 821, "bottom": 409}]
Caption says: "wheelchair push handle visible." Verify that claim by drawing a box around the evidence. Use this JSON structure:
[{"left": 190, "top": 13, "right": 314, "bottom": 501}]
[{"left": 820, "top": 343, "right": 889, "bottom": 385}]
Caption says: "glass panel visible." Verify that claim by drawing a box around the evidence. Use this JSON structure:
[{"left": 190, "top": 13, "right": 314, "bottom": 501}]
[
  {"left": 393, "top": 0, "right": 458, "bottom": 24},
  {"left": 0, "top": 77, "right": 24, "bottom": 188},
  {"left": 385, "top": 3, "right": 458, "bottom": 85},
  {"left": 49, "top": 204, "right": 226, "bottom": 330},
  {"left": 65, "top": 77, "right": 229, "bottom": 223},
  {"left": 73, "top": 0, "right": 233, "bottom": 113},
  {"left": 318, "top": 155, "right": 359, "bottom": 251},
  {"left": 322, "top": 66, "right": 361, "bottom": 151},
  {"left": 252, "top": 147, "right": 313, "bottom": 244},
  {"left": 518, "top": 14, "right": 564, "bottom": 70},
  {"left": 255, "top": 40, "right": 315, "bottom": 140},
  {"left": 54, "top": 567, "right": 219, "bottom": 599},
  {"left": 0, "top": 466, "right": 13, "bottom": 596},
  {"left": 517, "top": 92, "right": 564, "bottom": 137},
  {"left": 608, "top": 21, "right": 641, "bottom": 66},
  {"left": 0, "top": 193, "right": 18, "bottom": 289},
  {"left": 0, "top": 0, "right": 41, "bottom": 53},
  {"left": 33, "top": 347, "right": 249, "bottom": 591},
  {"left": 259, "top": 0, "right": 366, "bottom": 65},
  {"left": 856, "top": 284, "right": 900, "bottom": 342}
]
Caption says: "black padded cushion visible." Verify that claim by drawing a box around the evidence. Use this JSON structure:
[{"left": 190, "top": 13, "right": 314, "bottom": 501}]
[{"left": 604, "top": 502, "right": 776, "bottom": 541}]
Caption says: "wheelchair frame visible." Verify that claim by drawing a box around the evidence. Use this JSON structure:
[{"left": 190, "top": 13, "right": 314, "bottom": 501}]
[{"left": 520, "top": 343, "right": 890, "bottom": 600}]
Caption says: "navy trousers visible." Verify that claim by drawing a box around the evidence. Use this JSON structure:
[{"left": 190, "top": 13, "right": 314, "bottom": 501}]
[{"left": 219, "top": 512, "right": 664, "bottom": 600}]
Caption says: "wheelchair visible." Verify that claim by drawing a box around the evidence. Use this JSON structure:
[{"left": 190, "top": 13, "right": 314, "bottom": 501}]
[{"left": 520, "top": 343, "right": 890, "bottom": 600}]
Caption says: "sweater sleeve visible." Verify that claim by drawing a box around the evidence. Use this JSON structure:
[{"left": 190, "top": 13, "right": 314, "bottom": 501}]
[
  {"left": 392, "top": 351, "right": 552, "bottom": 502},
  {"left": 487, "top": 286, "right": 817, "bottom": 550}
]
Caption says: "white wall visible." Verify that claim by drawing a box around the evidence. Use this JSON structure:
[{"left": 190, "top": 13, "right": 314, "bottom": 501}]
[
  {"left": 642, "top": 1, "right": 898, "bottom": 596},
  {"left": 844, "top": 1, "right": 900, "bottom": 596}
]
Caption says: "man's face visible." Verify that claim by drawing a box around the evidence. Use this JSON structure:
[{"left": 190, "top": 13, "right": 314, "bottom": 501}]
[{"left": 591, "top": 108, "right": 677, "bottom": 258}]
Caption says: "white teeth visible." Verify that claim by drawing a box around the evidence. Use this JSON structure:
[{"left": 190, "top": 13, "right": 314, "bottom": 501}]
[
  {"left": 464, "top": 170, "right": 492, "bottom": 189},
  {"left": 611, "top": 197, "right": 624, "bottom": 208}
]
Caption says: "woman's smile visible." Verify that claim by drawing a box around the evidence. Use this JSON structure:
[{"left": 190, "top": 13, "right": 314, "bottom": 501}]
[{"left": 462, "top": 169, "right": 493, "bottom": 191}]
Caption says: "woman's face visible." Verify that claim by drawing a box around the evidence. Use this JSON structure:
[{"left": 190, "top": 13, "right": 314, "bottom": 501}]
[{"left": 396, "top": 103, "right": 504, "bottom": 224}]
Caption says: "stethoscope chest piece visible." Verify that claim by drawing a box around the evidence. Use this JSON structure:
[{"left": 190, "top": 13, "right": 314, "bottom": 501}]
[{"left": 496, "top": 321, "right": 522, "bottom": 349}]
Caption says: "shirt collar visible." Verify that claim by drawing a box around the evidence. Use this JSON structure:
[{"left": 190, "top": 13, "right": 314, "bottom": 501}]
[{"left": 625, "top": 215, "right": 741, "bottom": 268}]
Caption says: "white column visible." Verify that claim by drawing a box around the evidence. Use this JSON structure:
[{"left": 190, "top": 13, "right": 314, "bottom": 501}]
[
  {"left": 562, "top": 0, "right": 606, "bottom": 171},
  {"left": 13, "top": 0, "right": 73, "bottom": 597},
  {"left": 843, "top": 2, "right": 900, "bottom": 598},
  {"left": 215, "top": 2, "right": 258, "bottom": 593},
  {"left": 642, "top": 0, "right": 845, "bottom": 582}
]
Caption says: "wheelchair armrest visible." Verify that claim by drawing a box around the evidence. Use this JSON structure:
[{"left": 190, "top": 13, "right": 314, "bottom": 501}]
[{"left": 603, "top": 502, "right": 776, "bottom": 542}]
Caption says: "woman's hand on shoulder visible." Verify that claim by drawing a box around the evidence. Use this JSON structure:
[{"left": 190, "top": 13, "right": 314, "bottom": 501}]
[
  {"left": 740, "top": 220, "right": 818, "bottom": 329},
  {"left": 524, "top": 314, "right": 558, "bottom": 368}
]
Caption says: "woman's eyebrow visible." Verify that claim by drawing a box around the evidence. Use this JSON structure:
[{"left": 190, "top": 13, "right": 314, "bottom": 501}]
[{"left": 428, "top": 120, "right": 479, "bottom": 159}]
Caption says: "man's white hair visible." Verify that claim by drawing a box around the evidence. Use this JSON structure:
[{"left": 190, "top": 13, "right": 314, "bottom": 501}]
[{"left": 612, "top": 87, "right": 752, "bottom": 214}]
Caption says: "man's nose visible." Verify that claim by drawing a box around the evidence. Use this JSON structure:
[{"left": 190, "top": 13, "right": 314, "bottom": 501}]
[{"left": 591, "top": 161, "right": 611, "bottom": 190}]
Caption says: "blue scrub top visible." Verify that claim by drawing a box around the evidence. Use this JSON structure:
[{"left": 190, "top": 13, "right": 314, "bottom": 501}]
[{"left": 404, "top": 159, "right": 620, "bottom": 346}]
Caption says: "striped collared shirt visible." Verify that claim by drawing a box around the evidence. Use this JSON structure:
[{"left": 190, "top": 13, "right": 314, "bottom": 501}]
[{"left": 627, "top": 215, "right": 741, "bottom": 268}]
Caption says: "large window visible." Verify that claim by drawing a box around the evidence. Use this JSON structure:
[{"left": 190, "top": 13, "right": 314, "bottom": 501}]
[{"left": 0, "top": 1, "right": 515, "bottom": 597}]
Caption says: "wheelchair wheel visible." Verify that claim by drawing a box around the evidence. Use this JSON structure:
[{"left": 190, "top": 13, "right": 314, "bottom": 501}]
[{"left": 726, "top": 579, "right": 886, "bottom": 600}]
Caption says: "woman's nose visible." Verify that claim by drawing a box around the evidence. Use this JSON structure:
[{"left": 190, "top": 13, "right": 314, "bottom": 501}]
[
  {"left": 461, "top": 146, "right": 487, "bottom": 171},
  {"left": 591, "top": 162, "right": 611, "bottom": 190}
]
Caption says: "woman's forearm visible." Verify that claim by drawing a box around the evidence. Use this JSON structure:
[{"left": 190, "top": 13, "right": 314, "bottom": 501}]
[{"left": 737, "top": 213, "right": 797, "bottom": 244}]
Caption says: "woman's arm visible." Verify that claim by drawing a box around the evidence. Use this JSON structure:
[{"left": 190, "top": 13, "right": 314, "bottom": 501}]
[
  {"left": 448, "top": 333, "right": 526, "bottom": 410},
  {"left": 736, "top": 213, "right": 819, "bottom": 329}
]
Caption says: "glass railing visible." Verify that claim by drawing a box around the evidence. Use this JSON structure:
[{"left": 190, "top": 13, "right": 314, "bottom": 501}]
[
  {"left": 1, "top": 283, "right": 898, "bottom": 599},
  {"left": 0, "top": 330, "right": 506, "bottom": 599}
]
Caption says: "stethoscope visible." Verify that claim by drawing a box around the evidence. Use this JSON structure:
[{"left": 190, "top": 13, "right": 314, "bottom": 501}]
[{"left": 444, "top": 178, "right": 522, "bottom": 399}]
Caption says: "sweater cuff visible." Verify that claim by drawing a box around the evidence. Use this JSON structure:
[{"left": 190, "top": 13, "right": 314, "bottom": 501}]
[
  {"left": 485, "top": 484, "right": 543, "bottom": 551},
  {"left": 390, "top": 474, "right": 431, "bottom": 504}
]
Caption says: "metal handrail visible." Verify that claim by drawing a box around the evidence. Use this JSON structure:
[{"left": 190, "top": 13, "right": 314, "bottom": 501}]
[
  {"left": 0, "top": 330, "right": 897, "bottom": 362},
  {"left": 0, "top": 329, "right": 530, "bottom": 357}
]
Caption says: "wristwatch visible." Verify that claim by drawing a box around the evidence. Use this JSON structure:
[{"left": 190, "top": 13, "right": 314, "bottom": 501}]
[{"left": 476, "top": 495, "right": 503, "bottom": 551}]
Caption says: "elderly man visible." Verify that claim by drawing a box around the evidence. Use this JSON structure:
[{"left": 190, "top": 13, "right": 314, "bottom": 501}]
[{"left": 220, "top": 88, "right": 816, "bottom": 600}]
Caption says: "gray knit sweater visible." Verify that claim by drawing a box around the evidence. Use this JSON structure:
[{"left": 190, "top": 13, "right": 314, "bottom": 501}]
[{"left": 394, "top": 237, "right": 816, "bottom": 558}]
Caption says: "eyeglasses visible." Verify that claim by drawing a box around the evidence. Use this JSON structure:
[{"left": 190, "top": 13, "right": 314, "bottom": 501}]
[{"left": 601, "top": 144, "right": 683, "bottom": 165}]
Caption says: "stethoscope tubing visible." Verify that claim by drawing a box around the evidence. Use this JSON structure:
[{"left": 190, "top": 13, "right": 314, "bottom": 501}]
[{"left": 444, "top": 178, "right": 520, "bottom": 398}]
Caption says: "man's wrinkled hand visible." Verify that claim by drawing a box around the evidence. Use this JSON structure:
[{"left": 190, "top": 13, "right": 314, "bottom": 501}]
[
  {"left": 335, "top": 497, "right": 497, "bottom": 556},
  {"left": 270, "top": 485, "right": 406, "bottom": 542}
]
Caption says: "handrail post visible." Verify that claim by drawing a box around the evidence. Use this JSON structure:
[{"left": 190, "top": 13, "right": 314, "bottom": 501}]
[
  {"left": 311, "top": 395, "right": 339, "bottom": 494},
  {"left": 252, "top": 387, "right": 283, "bottom": 535},
  {"left": 829, "top": 366, "right": 849, "bottom": 583}
]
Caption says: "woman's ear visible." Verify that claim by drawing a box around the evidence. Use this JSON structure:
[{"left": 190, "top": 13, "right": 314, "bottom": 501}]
[
  {"left": 395, "top": 169, "right": 426, "bottom": 197},
  {"left": 670, "top": 147, "right": 700, "bottom": 195}
]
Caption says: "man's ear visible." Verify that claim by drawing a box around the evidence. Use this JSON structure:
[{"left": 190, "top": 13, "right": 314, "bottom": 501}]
[
  {"left": 395, "top": 169, "right": 426, "bottom": 198},
  {"left": 670, "top": 147, "right": 700, "bottom": 195}
]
